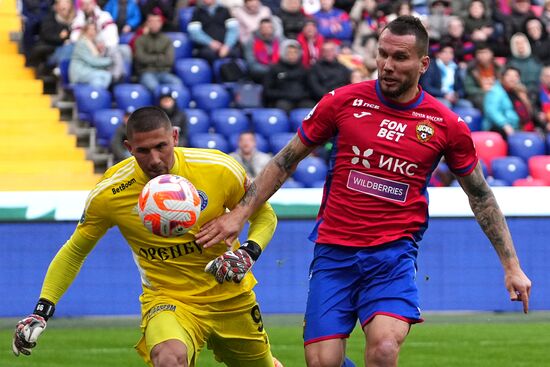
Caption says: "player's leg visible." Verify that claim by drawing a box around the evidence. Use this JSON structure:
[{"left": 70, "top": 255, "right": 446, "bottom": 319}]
[
  {"left": 363, "top": 315, "right": 410, "bottom": 367},
  {"left": 303, "top": 244, "right": 361, "bottom": 367},
  {"left": 150, "top": 339, "right": 188, "bottom": 367},
  {"left": 356, "top": 239, "right": 423, "bottom": 367}
]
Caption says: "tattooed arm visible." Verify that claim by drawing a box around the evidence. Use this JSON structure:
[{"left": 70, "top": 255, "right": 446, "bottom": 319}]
[
  {"left": 456, "top": 162, "right": 532, "bottom": 313},
  {"left": 196, "top": 135, "right": 316, "bottom": 248}
]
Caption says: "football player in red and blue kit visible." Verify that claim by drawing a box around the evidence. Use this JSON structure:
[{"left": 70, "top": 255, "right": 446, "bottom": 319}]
[{"left": 197, "top": 15, "right": 532, "bottom": 367}]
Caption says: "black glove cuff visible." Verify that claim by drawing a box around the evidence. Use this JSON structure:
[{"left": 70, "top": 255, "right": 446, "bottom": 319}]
[
  {"left": 34, "top": 298, "right": 55, "bottom": 321},
  {"left": 239, "top": 240, "right": 262, "bottom": 261}
]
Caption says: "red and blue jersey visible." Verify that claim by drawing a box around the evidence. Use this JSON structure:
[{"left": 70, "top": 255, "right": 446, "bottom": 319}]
[{"left": 297, "top": 79, "right": 478, "bottom": 247}]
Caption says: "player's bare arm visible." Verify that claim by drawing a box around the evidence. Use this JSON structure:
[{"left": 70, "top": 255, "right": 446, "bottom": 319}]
[
  {"left": 457, "top": 162, "right": 532, "bottom": 313},
  {"left": 196, "top": 135, "right": 315, "bottom": 248}
]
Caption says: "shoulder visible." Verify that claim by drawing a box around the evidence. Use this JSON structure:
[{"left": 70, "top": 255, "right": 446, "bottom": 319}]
[
  {"left": 84, "top": 160, "right": 138, "bottom": 209},
  {"left": 180, "top": 148, "right": 246, "bottom": 181}
]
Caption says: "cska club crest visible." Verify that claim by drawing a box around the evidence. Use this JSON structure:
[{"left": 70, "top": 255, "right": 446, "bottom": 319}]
[{"left": 416, "top": 120, "right": 435, "bottom": 143}]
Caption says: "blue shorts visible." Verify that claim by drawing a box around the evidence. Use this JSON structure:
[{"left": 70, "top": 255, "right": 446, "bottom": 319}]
[{"left": 303, "top": 238, "right": 423, "bottom": 345}]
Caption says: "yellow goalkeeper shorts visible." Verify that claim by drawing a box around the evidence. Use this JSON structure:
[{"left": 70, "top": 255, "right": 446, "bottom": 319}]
[{"left": 135, "top": 291, "right": 274, "bottom": 367}]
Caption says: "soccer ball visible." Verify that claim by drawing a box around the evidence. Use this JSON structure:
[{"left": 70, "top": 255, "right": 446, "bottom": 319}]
[{"left": 138, "top": 174, "right": 202, "bottom": 237}]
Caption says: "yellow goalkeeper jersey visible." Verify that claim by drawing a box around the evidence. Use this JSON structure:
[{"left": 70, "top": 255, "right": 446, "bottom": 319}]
[{"left": 50, "top": 147, "right": 274, "bottom": 305}]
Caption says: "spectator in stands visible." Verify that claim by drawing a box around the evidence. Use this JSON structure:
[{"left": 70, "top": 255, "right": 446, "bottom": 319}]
[
  {"left": 243, "top": 17, "right": 281, "bottom": 82},
  {"left": 337, "top": 44, "right": 372, "bottom": 80},
  {"left": 420, "top": 43, "right": 473, "bottom": 109},
  {"left": 230, "top": 131, "right": 272, "bottom": 178},
  {"left": 506, "top": 32, "right": 542, "bottom": 100},
  {"left": 27, "top": 0, "right": 75, "bottom": 76},
  {"left": 104, "top": 0, "right": 143, "bottom": 35},
  {"left": 426, "top": 0, "right": 452, "bottom": 42},
  {"left": 275, "top": 0, "right": 307, "bottom": 39},
  {"left": 262, "top": 39, "right": 315, "bottom": 112},
  {"left": 158, "top": 89, "right": 189, "bottom": 146},
  {"left": 385, "top": 0, "right": 424, "bottom": 24},
  {"left": 464, "top": 41, "right": 503, "bottom": 110},
  {"left": 523, "top": 16, "right": 550, "bottom": 65},
  {"left": 463, "top": 0, "right": 495, "bottom": 44},
  {"left": 110, "top": 111, "right": 132, "bottom": 163},
  {"left": 307, "top": 40, "right": 350, "bottom": 101},
  {"left": 535, "top": 65, "right": 550, "bottom": 133},
  {"left": 349, "top": 0, "right": 379, "bottom": 76},
  {"left": 438, "top": 16, "right": 475, "bottom": 68},
  {"left": 540, "top": 0, "right": 550, "bottom": 35},
  {"left": 134, "top": 11, "right": 183, "bottom": 93},
  {"left": 69, "top": 22, "right": 113, "bottom": 88},
  {"left": 232, "top": 0, "right": 273, "bottom": 44},
  {"left": 296, "top": 19, "right": 324, "bottom": 68},
  {"left": 187, "top": 0, "right": 241, "bottom": 64},
  {"left": 137, "top": 0, "right": 176, "bottom": 31},
  {"left": 506, "top": 0, "right": 538, "bottom": 38},
  {"left": 350, "top": 68, "right": 369, "bottom": 83},
  {"left": 71, "top": 0, "right": 129, "bottom": 82},
  {"left": 483, "top": 66, "right": 535, "bottom": 139},
  {"left": 312, "top": 0, "right": 353, "bottom": 44},
  {"left": 21, "top": 0, "right": 53, "bottom": 66}
]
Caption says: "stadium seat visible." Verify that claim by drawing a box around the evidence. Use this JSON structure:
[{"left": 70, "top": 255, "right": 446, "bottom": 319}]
[
  {"left": 513, "top": 177, "right": 548, "bottom": 186},
  {"left": 289, "top": 108, "right": 312, "bottom": 132},
  {"left": 233, "top": 83, "right": 263, "bottom": 108},
  {"left": 228, "top": 133, "right": 269, "bottom": 153},
  {"left": 490, "top": 156, "right": 528, "bottom": 186},
  {"left": 471, "top": 131, "right": 507, "bottom": 173},
  {"left": 57, "top": 58, "right": 73, "bottom": 94},
  {"left": 485, "top": 177, "right": 509, "bottom": 187},
  {"left": 507, "top": 132, "right": 546, "bottom": 163},
  {"left": 155, "top": 84, "right": 191, "bottom": 110},
  {"left": 249, "top": 108, "right": 290, "bottom": 137},
  {"left": 184, "top": 108, "right": 211, "bottom": 134},
  {"left": 212, "top": 58, "right": 248, "bottom": 83},
  {"left": 528, "top": 155, "right": 550, "bottom": 184},
  {"left": 174, "top": 58, "right": 212, "bottom": 87},
  {"left": 191, "top": 83, "right": 231, "bottom": 111},
  {"left": 189, "top": 133, "right": 230, "bottom": 152},
  {"left": 546, "top": 134, "right": 550, "bottom": 154},
  {"left": 293, "top": 156, "right": 328, "bottom": 187},
  {"left": 73, "top": 84, "right": 112, "bottom": 123},
  {"left": 166, "top": 32, "right": 192, "bottom": 60},
  {"left": 210, "top": 108, "right": 250, "bottom": 137},
  {"left": 269, "top": 132, "right": 295, "bottom": 154},
  {"left": 119, "top": 32, "right": 134, "bottom": 45},
  {"left": 452, "top": 106, "right": 482, "bottom": 132},
  {"left": 281, "top": 179, "right": 305, "bottom": 188},
  {"left": 92, "top": 108, "right": 125, "bottom": 148},
  {"left": 113, "top": 83, "right": 153, "bottom": 112},
  {"left": 178, "top": 6, "right": 195, "bottom": 33}
]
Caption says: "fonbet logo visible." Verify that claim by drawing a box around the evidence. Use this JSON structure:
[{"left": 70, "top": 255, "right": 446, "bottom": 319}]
[
  {"left": 416, "top": 120, "right": 435, "bottom": 143},
  {"left": 350, "top": 146, "right": 418, "bottom": 176}
]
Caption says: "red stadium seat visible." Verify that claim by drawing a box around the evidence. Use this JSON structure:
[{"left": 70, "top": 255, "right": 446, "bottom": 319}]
[
  {"left": 513, "top": 177, "right": 548, "bottom": 186},
  {"left": 528, "top": 155, "right": 550, "bottom": 185},
  {"left": 471, "top": 132, "right": 507, "bottom": 173}
]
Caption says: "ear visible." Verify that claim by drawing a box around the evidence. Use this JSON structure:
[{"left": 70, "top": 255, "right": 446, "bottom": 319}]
[
  {"left": 420, "top": 55, "right": 430, "bottom": 75},
  {"left": 172, "top": 127, "right": 180, "bottom": 146},
  {"left": 123, "top": 140, "right": 132, "bottom": 154}
]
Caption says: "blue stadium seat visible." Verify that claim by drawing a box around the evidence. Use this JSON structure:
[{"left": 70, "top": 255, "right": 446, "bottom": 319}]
[
  {"left": 191, "top": 83, "right": 231, "bottom": 111},
  {"left": 178, "top": 6, "right": 195, "bottom": 33},
  {"left": 249, "top": 108, "right": 290, "bottom": 137},
  {"left": 155, "top": 84, "right": 191, "bottom": 110},
  {"left": 166, "top": 32, "right": 192, "bottom": 60},
  {"left": 113, "top": 83, "right": 153, "bottom": 112},
  {"left": 293, "top": 156, "right": 328, "bottom": 188},
  {"left": 184, "top": 108, "right": 211, "bottom": 134},
  {"left": 189, "top": 133, "right": 230, "bottom": 152},
  {"left": 485, "top": 177, "right": 510, "bottom": 187},
  {"left": 93, "top": 108, "right": 125, "bottom": 148},
  {"left": 269, "top": 132, "right": 295, "bottom": 154},
  {"left": 174, "top": 58, "right": 212, "bottom": 87},
  {"left": 289, "top": 107, "right": 312, "bottom": 132},
  {"left": 507, "top": 132, "right": 546, "bottom": 163},
  {"left": 211, "top": 108, "right": 249, "bottom": 137},
  {"left": 491, "top": 156, "right": 528, "bottom": 186},
  {"left": 73, "top": 84, "right": 112, "bottom": 123},
  {"left": 119, "top": 32, "right": 134, "bottom": 45},
  {"left": 57, "top": 58, "right": 75, "bottom": 95},
  {"left": 281, "top": 179, "right": 305, "bottom": 188},
  {"left": 228, "top": 132, "right": 269, "bottom": 153},
  {"left": 212, "top": 58, "right": 248, "bottom": 83},
  {"left": 233, "top": 83, "right": 263, "bottom": 108},
  {"left": 452, "top": 106, "right": 483, "bottom": 132}
]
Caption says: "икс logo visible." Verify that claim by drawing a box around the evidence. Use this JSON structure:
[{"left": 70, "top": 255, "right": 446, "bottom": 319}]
[{"left": 351, "top": 146, "right": 373, "bottom": 168}]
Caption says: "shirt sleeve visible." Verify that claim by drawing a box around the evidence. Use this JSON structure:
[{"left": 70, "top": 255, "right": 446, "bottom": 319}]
[
  {"left": 444, "top": 114, "right": 478, "bottom": 176},
  {"left": 297, "top": 92, "right": 338, "bottom": 146}
]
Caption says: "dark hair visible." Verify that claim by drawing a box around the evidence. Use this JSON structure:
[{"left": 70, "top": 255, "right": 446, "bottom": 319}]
[
  {"left": 259, "top": 17, "right": 272, "bottom": 25},
  {"left": 382, "top": 15, "right": 429, "bottom": 57},
  {"left": 503, "top": 65, "right": 521, "bottom": 77},
  {"left": 126, "top": 106, "right": 172, "bottom": 139}
]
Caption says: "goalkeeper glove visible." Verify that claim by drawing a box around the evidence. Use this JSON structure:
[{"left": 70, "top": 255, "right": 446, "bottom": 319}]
[
  {"left": 205, "top": 240, "right": 262, "bottom": 284},
  {"left": 12, "top": 298, "right": 55, "bottom": 356}
]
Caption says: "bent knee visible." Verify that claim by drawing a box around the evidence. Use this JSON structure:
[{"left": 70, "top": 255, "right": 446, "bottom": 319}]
[{"left": 151, "top": 340, "right": 188, "bottom": 367}]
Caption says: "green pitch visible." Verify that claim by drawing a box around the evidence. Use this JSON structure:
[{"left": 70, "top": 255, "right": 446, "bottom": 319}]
[{"left": 1, "top": 313, "right": 549, "bottom": 366}]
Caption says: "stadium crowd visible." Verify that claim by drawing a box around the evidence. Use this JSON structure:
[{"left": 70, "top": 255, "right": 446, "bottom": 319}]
[{"left": 19, "top": 0, "right": 550, "bottom": 187}]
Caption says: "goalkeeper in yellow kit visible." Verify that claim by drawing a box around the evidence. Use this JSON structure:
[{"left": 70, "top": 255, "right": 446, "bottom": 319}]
[{"left": 12, "top": 107, "right": 280, "bottom": 367}]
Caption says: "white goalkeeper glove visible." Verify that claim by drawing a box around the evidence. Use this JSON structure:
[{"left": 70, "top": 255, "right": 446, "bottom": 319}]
[
  {"left": 205, "top": 240, "right": 262, "bottom": 284},
  {"left": 12, "top": 298, "right": 55, "bottom": 356}
]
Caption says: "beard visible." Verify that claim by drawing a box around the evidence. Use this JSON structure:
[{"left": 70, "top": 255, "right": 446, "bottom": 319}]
[{"left": 379, "top": 76, "right": 416, "bottom": 100}]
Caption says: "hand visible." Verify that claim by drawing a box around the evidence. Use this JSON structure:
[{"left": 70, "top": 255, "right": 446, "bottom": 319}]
[
  {"left": 205, "top": 248, "right": 255, "bottom": 283},
  {"left": 12, "top": 315, "right": 47, "bottom": 356},
  {"left": 218, "top": 45, "right": 230, "bottom": 58},
  {"left": 505, "top": 268, "right": 532, "bottom": 314},
  {"left": 210, "top": 40, "right": 223, "bottom": 51},
  {"left": 195, "top": 210, "right": 246, "bottom": 249}
]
